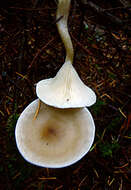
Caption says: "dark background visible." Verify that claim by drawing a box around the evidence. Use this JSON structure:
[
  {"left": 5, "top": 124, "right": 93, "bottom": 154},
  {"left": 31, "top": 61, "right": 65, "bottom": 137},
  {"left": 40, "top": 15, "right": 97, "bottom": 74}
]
[{"left": 0, "top": 0, "right": 131, "bottom": 189}]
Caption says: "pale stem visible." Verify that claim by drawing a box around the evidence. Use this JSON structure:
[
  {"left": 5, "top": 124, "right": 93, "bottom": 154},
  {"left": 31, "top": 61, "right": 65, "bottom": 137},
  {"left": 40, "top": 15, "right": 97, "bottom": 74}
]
[{"left": 56, "top": 0, "right": 74, "bottom": 64}]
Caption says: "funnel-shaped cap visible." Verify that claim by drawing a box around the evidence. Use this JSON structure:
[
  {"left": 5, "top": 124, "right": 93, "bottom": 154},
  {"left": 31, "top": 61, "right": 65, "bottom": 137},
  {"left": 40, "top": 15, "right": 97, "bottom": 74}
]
[
  {"left": 15, "top": 99, "right": 95, "bottom": 168},
  {"left": 36, "top": 62, "right": 96, "bottom": 108}
]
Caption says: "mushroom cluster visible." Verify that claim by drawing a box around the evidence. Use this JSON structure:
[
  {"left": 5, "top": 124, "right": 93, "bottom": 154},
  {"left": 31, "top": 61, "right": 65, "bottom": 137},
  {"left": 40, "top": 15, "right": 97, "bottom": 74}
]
[{"left": 15, "top": 0, "right": 96, "bottom": 168}]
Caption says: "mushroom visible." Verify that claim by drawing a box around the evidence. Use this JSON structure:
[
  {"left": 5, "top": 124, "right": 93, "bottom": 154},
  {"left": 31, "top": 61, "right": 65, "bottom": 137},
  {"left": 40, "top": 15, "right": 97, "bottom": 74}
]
[
  {"left": 36, "top": 0, "right": 96, "bottom": 108},
  {"left": 15, "top": 0, "right": 96, "bottom": 168},
  {"left": 36, "top": 61, "right": 96, "bottom": 108},
  {"left": 15, "top": 99, "right": 95, "bottom": 168}
]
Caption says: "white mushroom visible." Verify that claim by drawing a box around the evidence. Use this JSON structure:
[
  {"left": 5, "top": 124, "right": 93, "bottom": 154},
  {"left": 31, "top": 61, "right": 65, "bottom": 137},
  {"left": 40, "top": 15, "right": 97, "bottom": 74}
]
[
  {"left": 15, "top": 0, "right": 96, "bottom": 168},
  {"left": 36, "top": 61, "right": 96, "bottom": 108},
  {"left": 15, "top": 99, "right": 95, "bottom": 168},
  {"left": 36, "top": 0, "right": 96, "bottom": 108}
]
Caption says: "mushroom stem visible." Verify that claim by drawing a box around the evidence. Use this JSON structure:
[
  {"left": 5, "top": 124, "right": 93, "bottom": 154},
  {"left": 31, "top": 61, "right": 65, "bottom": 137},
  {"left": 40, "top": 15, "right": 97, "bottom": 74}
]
[{"left": 56, "top": 0, "right": 74, "bottom": 64}]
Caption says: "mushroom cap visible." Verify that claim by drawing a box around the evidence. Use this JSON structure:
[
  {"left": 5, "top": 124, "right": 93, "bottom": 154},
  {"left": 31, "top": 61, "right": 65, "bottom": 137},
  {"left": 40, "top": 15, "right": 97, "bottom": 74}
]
[
  {"left": 15, "top": 99, "right": 95, "bottom": 168},
  {"left": 36, "top": 61, "right": 96, "bottom": 108}
]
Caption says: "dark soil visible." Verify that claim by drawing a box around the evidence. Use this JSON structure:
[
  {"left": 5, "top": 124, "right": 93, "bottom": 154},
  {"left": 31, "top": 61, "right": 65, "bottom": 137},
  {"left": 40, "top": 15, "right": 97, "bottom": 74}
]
[{"left": 0, "top": 0, "right": 131, "bottom": 189}]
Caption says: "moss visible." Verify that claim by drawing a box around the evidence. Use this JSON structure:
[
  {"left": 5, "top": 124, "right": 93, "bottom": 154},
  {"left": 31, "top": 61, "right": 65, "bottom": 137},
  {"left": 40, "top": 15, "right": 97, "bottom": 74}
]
[
  {"left": 7, "top": 113, "right": 19, "bottom": 138},
  {"left": 91, "top": 99, "right": 106, "bottom": 115},
  {"left": 98, "top": 140, "right": 120, "bottom": 157}
]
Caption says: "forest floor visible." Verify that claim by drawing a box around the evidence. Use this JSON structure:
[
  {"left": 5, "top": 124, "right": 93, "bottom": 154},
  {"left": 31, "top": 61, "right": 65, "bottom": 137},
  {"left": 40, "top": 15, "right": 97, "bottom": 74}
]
[{"left": 0, "top": 0, "right": 131, "bottom": 190}]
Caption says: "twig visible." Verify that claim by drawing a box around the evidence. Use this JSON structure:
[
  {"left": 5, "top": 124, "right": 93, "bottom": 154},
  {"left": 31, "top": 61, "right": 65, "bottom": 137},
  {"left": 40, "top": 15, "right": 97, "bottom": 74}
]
[
  {"left": 39, "top": 177, "right": 56, "bottom": 180},
  {"left": 15, "top": 72, "right": 35, "bottom": 97},
  {"left": 93, "top": 168, "right": 99, "bottom": 178},
  {"left": 27, "top": 37, "right": 55, "bottom": 72},
  {"left": 78, "top": 175, "right": 88, "bottom": 189},
  {"left": 7, "top": 75, "right": 32, "bottom": 99},
  {"left": 118, "top": 107, "right": 127, "bottom": 119},
  {"left": 91, "top": 182, "right": 100, "bottom": 190},
  {"left": 9, "top": 7, "right": 56, "bottom": 11},
  {"left": 74, "top": 0, "right": 86, "bottom": 60},
  {"left": 34, "top": 99, "right": 41, "bottom": 120},
  {"left": 55, "top": 185, "right": 63, "bottom": 190},
  {"left": 0, "top": 110, "right": 4, "bottom": 116},
  {"left": 46, "top": 168, "right": 50, "bottom": 177},
  {"left": 119, "top": 0, "right": 131, "bottom": 7},
  {"left": 53, "top": 16, "right": 63, "bottom": 25},
  {"left": 115, "top": 163, "right": 129, "bottom": 169},
  {"left": 104, "top": 6, "right": 131, "bottom": 11},
  {"left": 71, "top": 33, "right": 93, "bottom": 55},
  {"left": 119, "top": 177, "right": 123, "bottom": 190},
  {"left": 81, "top": 0, "right": 124, "bottom": 26}
]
